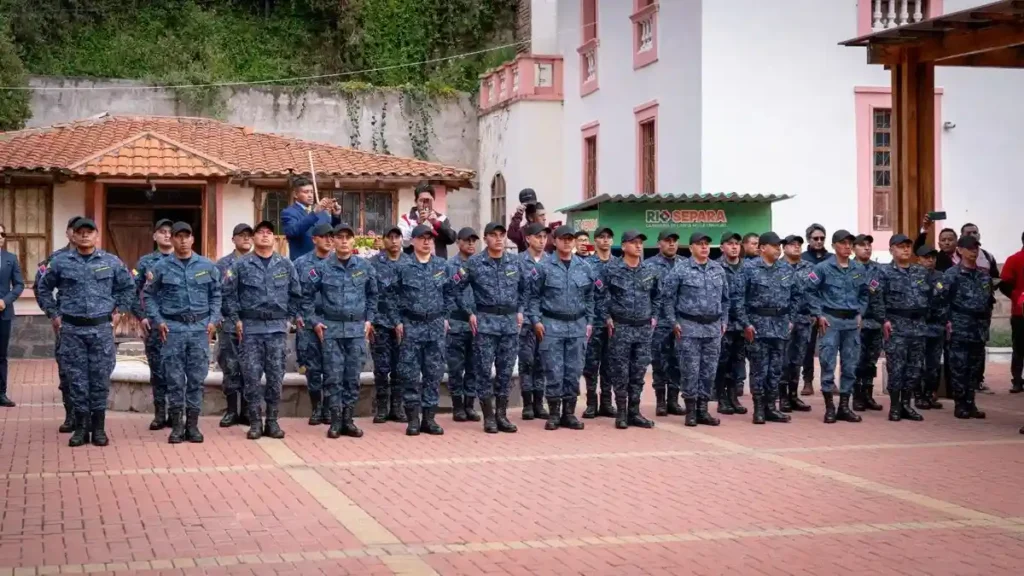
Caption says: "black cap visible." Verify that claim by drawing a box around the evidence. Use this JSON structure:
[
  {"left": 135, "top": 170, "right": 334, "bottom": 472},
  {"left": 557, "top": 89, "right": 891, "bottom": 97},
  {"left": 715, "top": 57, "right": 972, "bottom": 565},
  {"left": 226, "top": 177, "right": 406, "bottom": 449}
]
[
  {"left": 854, "top": 234, "right": 875, "bottom": 246},
  {"left": 154, "top": 218, "right": 174, "bottom": 231},
  {"left": 720, "top": 231, "right": 742, "bottom": 244},
  {"left": 311, "top": 223, "right": 334, "bottom": 237},
  {"left": 524, "top": 222, "right": 549, "bottom": 237},
  {"left": 484, "top": 222, "right": 506, "bottom": 235},
  {"left": 383, "top": 225, "right": 402, "bottom": 237},
  {"left": 171, "top": 221, "right": 192, "bottom": 235},
  {"left": 72, "top": 218, "right": 97, "bottom": 231},
  {"left": 232, "top": 223, "right": 253, "bottom": 237},
  {"left": 594, "top": 226, "right": 614, "bottom": 238},
  {"left": 832, "top": 229, "right": 856, "bottom": 244},
  {"left": 957, "top": 235, "right": 981, "bottom": 249},
  {"left": 518, "top": 188, "right": 538, "bottom": 204},
  {"left": 889, "top": 233, "right": 912, "bottom": 246},
  {"left": 657, "top": 230, "right": 680, "bottom": 242},
  {"left": 621, "top": 230, "right": 648, "bottom": 243},
  {"left": 784, "top": 234, "right": 805, "bottom": 246},
  {"left": 411, "top": 223, "right": 437, "bottom": 238},
  {"left": 333, "top": 223, "right": 355, "bottom": 236},
  {"left": 758, "top": 232, "right": 782, "bottom": 246},
  {"left": 457, "top": 227, "right": 479, "bottom": 241},
  {"left": 688, "top": 231, "right": 712, "bottom": 245},
  {"left": 806, "top": 223, "right": 826, "bottom": 237},
  {"left": 916, "top": 246, "right": 939, "bottom": 257},
  {"left": 553, "top": 225, "right": 576, "bottom": 239},
  {"left": 66, "top": 215, "right": 83, "bottom": 229},
  {"left": 254, "top": 220, "right": 276, "bottom": 234}
]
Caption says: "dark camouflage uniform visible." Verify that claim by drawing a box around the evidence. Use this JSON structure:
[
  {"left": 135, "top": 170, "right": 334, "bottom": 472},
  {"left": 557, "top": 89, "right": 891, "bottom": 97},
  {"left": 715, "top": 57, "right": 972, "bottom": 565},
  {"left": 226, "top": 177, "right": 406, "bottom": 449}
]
[
  {"left": 783, "top": 258, "right": 814, "bottom": 390},
  {"left": 445, "top": 254, "right": 476, "bottom": 400},
  {"left": 582, "top": 254, "right": 616, "bottom": 397},
  {"left": 922, "top": 268, "right": 947, "bottom": 398},
  {"left": 143, "top": 254, "right": 222, "bottom": 411},
  {"left": 806, "top": 257, "right": 869, "bottom": 395},
  {"left": 661, "top": 258, "right": 730, "bottom": 400},
  {"left": 214, "top": 252, "right": 244, "bottom": 395},
  {"left": 449, "top": 252, "right": 532, "bottom": 400},
  {"left": 294, "top": 251, "right": 329, "bottom": 395},
  {"left": 878, "top": 262, "right": 932, "bottom": 394},
  {"left": 36, "top": 246, "right": 73, "bottom": 401},
  {"left": 517, "top": 251, "right": 546, "bottom": 395},
  {"left": 734, "top": 259, "right": 799, "bottom": 399},
  {"left": 36, "top": 249, "right": 135, "bottom": 412},
  {"left": 133, "top": 250, "right": 174, "bottom": 407},
  {"left": 391, "top": 256, "right": 452, "bottom": 409},
  {"left": 716, "top": 256, "right": 748, "bottom": 397},
  {"left": 940, "top": 264, "right": 994, "bottom": 398},
  {"left": 645, "top": 253, "right": 683, "bottom": 398},
  {"left": 223, "top": 253, "right": 301, "bottom": 410},
  {"left": 595, "top": 257, "right": 658, "bottom": 403},
  {"left": 529, "top": 254, "right": 596, "bottom": 400},
  {"left": 371, "top": 252, "right": 406, "bottom": 404},
  {"left": 856, "top": 260, "right": 885, "bottom": 388}
]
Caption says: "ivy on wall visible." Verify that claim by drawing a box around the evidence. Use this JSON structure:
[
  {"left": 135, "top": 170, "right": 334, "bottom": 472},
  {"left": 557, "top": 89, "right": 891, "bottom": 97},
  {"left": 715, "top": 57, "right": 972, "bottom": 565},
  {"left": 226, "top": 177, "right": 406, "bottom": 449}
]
[{"left": 0, "top": 17, "right": 30, "bottom": 131}]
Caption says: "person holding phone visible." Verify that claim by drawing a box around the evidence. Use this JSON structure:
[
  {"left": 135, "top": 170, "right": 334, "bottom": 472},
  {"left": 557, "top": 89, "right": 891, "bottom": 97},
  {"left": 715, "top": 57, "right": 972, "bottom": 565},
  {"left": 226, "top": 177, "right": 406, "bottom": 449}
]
[
  {"left": 399, "top": 183, "right": 457, "bottom": 258},
  {"left": 281, "top": 177, "right": 342, "bottom": 261},
  {"left": 575, "top": 231, "right": 593, "bottom": 257}
]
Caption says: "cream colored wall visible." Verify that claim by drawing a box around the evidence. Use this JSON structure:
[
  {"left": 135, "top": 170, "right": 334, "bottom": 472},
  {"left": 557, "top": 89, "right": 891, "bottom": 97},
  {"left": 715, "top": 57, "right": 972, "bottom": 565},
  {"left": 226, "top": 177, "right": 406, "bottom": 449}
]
[
  {"left": 52, "top": 180, "right": 85, "bottom": 253},
  {"left": 219, "top": 183, "right": 255, "bottom": 259}
]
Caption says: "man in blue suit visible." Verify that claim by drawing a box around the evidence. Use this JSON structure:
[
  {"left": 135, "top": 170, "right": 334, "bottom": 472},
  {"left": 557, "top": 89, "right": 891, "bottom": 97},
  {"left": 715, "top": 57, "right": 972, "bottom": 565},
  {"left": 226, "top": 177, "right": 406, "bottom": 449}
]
[
  {"left": 281, "top": 177, "right": 342, "bottom": 260},
  {"left": 0, "top": 223, "right": 25, "bottom": 406}
]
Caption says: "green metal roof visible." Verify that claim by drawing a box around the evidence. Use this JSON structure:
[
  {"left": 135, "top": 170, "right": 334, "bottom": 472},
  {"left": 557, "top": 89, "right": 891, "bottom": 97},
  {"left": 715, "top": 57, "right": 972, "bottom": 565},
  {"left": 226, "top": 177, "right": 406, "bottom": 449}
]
[{"left": 557, "top": 193, "right": 793, "bottom": 213}]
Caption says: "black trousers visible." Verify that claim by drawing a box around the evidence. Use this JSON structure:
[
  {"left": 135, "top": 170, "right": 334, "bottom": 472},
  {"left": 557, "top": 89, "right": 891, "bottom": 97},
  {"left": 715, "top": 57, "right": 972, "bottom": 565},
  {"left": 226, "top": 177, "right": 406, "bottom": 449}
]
[
  {"left": 1012, "top": 316, "right": 1024, "bottom": 384},
  {"left": 0, "top": 319, "right": 11, "bottom": 395},
  {"left": 802, "top": 324, "right": 818, "bottom": 384}
]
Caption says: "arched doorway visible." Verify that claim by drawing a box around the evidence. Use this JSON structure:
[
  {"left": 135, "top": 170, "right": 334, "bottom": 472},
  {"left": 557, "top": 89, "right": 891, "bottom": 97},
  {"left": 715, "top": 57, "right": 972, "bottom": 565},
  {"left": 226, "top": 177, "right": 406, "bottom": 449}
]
[{"left": 490, "top": 173, "right": 507, "bottom": 224}]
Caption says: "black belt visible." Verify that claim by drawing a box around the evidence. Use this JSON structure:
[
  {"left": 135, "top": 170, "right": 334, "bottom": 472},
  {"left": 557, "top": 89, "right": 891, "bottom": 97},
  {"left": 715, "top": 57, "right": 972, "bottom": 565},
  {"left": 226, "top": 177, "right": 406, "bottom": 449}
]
[
  {"left": 164, "top": 313, "right": 210, "bottom": 324},
  {"left": 477, "top": 305, "right": 516, "bottom": 315},
  {"left": 402, "top": 310, "right": 444, "bottom": 322},
  {"left": 542, "top": 310, "right": 586, "bottom": 322},
  {"left": 611, "top": 313, "right": 650, "bottom": 327},
  {"left": 62, "top": 314, "right": 112, "bottom": 327},
  {"left": 239, "top": 310, "right": 288, "bottom": 320},
  {"left": 822, "top": 307, "right": 858, "bottom": 320},
  {"left": 323, "top": 312, "right": 366, "bottom": 322},
  {"left": 751, "top": 307, "right": 788, "bottom": 317},
  {"left": 887, "top": 308, "right": 927, "bottom": 320},
  {"left": 952, "top": 305, "right": 989, "bottom": 319},
  {"left": 450, "top": 310, "right": 471, "bottom": 322},
  {"left": 678, "top": 312, "right": 720, "bottom": 325}
]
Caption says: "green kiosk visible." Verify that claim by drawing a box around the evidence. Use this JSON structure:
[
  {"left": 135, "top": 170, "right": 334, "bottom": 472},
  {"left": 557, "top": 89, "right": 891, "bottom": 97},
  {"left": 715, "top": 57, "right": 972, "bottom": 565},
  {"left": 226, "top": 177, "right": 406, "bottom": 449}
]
[{"left": 558, "top": 192, "right": 792, "bottom": 256}]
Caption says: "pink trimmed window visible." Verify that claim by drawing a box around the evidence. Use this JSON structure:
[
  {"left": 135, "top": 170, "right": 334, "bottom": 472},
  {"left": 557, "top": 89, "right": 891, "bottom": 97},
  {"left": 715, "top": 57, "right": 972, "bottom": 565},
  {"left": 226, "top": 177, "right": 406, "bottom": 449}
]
[
  {"left": 857, "top": 1, "right": 943, "bottom": 36},
  {"left": 631, "top": 0, "right": 658, "bottom": 69},
  {"left": 578, "top": 0, "right": 599, "bottom": 96},
  {"left": 634, "top": 101, "right": 658, "bottom": 195},
  {"left": 581, "top": 122, "right": 599, "bottom": 199}
]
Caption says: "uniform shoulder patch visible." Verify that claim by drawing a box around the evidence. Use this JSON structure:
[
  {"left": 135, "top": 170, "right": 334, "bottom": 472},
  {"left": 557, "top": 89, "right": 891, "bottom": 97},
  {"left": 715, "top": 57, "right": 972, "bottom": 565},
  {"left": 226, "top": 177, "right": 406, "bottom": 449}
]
[
  {"left": 594, "top": 278, "right": 603, "bottom": 288},
  {"left": 808, "top": 271, "right": 818, "bottom": 281},
  {"left": 868, "top": 278, "right": 879, "bottom": 289},
  {"left": 308, "top": 268, "right": 320, "bottom": 281}
]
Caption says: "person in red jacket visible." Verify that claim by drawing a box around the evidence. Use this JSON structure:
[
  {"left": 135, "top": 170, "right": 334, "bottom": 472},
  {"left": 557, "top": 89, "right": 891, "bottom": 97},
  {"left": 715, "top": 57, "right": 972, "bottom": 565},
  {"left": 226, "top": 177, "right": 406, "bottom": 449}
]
[
  {"left": 507, "top": 188, "right": 555, "bottom": 253},
  {"left": 1000, "top": 231, "right": 1024, "bottom": 393}
]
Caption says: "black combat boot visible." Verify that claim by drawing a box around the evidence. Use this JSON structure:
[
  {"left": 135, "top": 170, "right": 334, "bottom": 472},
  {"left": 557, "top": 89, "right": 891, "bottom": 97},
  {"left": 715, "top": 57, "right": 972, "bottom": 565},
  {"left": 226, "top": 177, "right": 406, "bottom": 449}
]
[
  {"left": 764, "top": 393, "right": 790, "bottom": 423},
  {"left": 464, "top": 397, "right": 481, "bottom": 422},
  {"left": 389, "top": 394, "right": 408, "bottom": 423},
  {"left": 545, "top": 399, "right": 562, "bottom": 430},
  {"left": 837, "top": 393, "right": 862, "bottom": 423},
  {"left": 716, "top": 381, "right": 736, "bottom": 415},
  {"left": 582, "top": 390, "right": 598, "bottom": 419},
  {"left": 666, "top": 388, "right": 686, "bottom": 415},
  {"left": 863, "top": 384, "right": 883, "bottom": 411},
  {"left": 149, "top": 401, "right": 168, "bottom": 431},
  {"left": 801, "top": 379, "right": 814, "bottom": 396},
  {"left": 789, "top": 382, "right": 812, "bottom": 412},
  {"left": 263, "top": 405, "right": 286, "bottom": 439},
  {"left": 728, "top": 386, "right": 747, "bottom": 415},
  {"left": 342, "top": 407, "right": 364, "bottom": 438},
  {"left": 421, "top": 407, "right": 444, "bottom": 435},
  {"left": 373, "top": 393, "right": 389, "bottom": 424},
  {"left": 914, "top": 389, "right": 932, "bottom": 410},
  {"left": 533, "top": 392, "right": 549, "bottom": 419},
  {"left": 185, "top": 409, "right": 204, "bottom": 442},
  {"left": 238, "top": 397, "right": 251, "bottom": 426},
  {"left": 0, "top": 389, "right": 14, "bottom": 407},
  {"left": 822, "top": 392, "right": 837, "bottom": 424},
  {"left": 655, "top": 387, "right": 668, "bottom": 417},
  {"left": 68, "top": 412, "right": 91, "bottom": 447},
  {"left": 90, "top": 410, "right": 109, "bottom": 446},
  {"left": 888, "top": 390, "right": 902, "bottom": 422},
  {"left": 598, "top": 390, "right": 616, "bottom": 417},
  {"left": 953, "top": 395, "right": 971, "bottom": 419},
  {"left": 900, "top": 390, "right": 923, "bottom": 421},
  {"left": 327, "top": 406, "right": 344, "bottom": 438},
  {"left": 495, "top": 396, "right": 518, "bottom": 433},
  {"left": 614, "top": 397, "right": 628, "bottom": 429},
  {"left": 308, "top": 391, "right": 324, "bottom": 426},
  {"left": 220, "top": 393, "right": 239, "bottom": 427},
  {"left": 752, "top": 394, "right": 766, "bottom": 424},
  {"left": 59, "top": 392, "right": 75, "bottom": 433},
  {"left": 481, "top": 397, "right": 498, "bottom": 434},
  {"left": 966, "top": 389, "right": 986, "bottom": 419},
  {"left": 452, "top": 396, "right": 467, "bottom": 422},
  {"left": 929, "top": 389, "right": 944, "bottom": 409},
  {"left": 521, "top": 391, "right": 535, "bottom": 420},
  {"left": 627, "top": 396, "right": 655, "bottom": 429},
  {"left": 1012, "top": 379, "right": 1024, "bottom": 394},
  {"left": 684, "top": 399, "right": 698, "bottom": 427},
  {"left": 246, "top": 406, "right": 263, "bottom": 440},
  {"left": 405, "top": 405, "right": 421, "bottom": 436},
  {"left": 778, "top": 383, "right": 793, "bottom": 413},
  {"left": 852, "top": 380, "right": 866, "bottom": 412},
  {"left": 696, "top": 400, "right": 720, "bottom": 426},
  {"left": 561, "top": 397, "right": 585, "bottom": 430},
  {"left": 168, "top": 408, "right": 186, "bottom": 444}
]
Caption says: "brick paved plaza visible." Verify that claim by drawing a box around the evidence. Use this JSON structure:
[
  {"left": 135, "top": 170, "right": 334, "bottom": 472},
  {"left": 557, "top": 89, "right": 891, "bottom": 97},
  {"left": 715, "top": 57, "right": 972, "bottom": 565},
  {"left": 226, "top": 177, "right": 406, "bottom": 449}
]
[{"left": 3, "top": 359, "right": 1024, "bottom": 575}]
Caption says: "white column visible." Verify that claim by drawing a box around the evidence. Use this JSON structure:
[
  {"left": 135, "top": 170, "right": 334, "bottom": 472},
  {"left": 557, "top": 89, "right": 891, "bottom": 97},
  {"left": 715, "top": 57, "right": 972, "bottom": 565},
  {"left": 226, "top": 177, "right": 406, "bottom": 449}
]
[
  {"left": 873, "top": 0, "right": 883, "bottom": 31},
  {"left": 913, "top": 0, "right": 925, "bottom": 22},
  {"left": 899, "top": 0, "right": 911, "bottom": 27},
  {"left": 886, "top": 0, "right": 898, "bottom": 28}
]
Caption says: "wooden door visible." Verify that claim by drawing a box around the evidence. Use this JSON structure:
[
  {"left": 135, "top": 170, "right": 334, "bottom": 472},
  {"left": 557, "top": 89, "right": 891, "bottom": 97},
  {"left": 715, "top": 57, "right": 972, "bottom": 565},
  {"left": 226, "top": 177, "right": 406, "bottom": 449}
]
[{"left": 105, "top": 208, "right": 155, "bottom": 271}]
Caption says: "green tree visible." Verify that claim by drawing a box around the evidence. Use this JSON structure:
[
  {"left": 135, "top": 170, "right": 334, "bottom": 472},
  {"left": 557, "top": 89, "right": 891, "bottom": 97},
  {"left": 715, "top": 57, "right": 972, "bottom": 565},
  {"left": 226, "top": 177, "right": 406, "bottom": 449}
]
[{"left": 0, "top": 17, "right": 31, "bottom": 131}]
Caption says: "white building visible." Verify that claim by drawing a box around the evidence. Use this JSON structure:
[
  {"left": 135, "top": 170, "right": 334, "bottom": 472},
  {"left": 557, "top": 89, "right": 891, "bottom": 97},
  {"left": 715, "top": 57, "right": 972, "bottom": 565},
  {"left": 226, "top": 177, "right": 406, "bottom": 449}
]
[{"left": 478, "top": 0, "right": 1024, "bottom": 260}]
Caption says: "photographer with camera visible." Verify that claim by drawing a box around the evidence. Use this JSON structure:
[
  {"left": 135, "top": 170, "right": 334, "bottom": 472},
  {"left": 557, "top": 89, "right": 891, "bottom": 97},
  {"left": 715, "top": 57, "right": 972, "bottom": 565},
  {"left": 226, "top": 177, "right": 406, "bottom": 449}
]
[
  {"left": 398, "top": 183, "right": 457, "bottom": 258},
  {"left": 507, "top": 188, "right": 556, "bottom": 254},
  {"left": 281, "top": 177, "right": 342, "bottom": 261}
]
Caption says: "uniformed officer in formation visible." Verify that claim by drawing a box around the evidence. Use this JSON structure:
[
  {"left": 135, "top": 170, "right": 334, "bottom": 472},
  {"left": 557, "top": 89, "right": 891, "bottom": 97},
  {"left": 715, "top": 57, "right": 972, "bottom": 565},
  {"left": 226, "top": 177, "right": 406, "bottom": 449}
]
[
  {"left": 37, "top": 215, "right": 84, "bottom": 434},
  {"left": 133, "top": 219, "right": 175, "bottom": 431},
  {"left": 305, "top": 223, "right": 378, "bottom": 439},
  {"left": 529, "top": 225, "right": 596, "bottom": 430},
  {"left": 780, "top": 235, "right": 813, "bottom": 413},
  {"left": 661, "top": 232, "right": 729, "bottom": 426},
  {"left": 215, "top": 223, "right": 252, "bottom": 428},
  {"left": 142, "top": 222, "right": 221, "bottom": 443},
  {"left": 223, "top": 220, "right": 302, "bottom": 440},
  {"left": 370, "top": 225, "right": 408, "bottom": 424},
  {"left": 853, "top": 234, "right": 885, "bottom": 412},
  {"left": 582, "top": 226, "right": 616, "bottom": 418},
  {"left": 517, "top": 222, "right": 550, "bottom": 421},
  {"left": 806, "top": 230, "right": 869, "bottom": 424},
  {"left": 941, "top": 235, "right": 993, "bottom": 419},
  {"left": 450, "top": 222, "right": 531, "bottom": 434},
  {"left": 877, "top": 234, "right": 930, "bottom": 422},
  {"left": 595, "top": 229, "right": 657, "bottom": 429},
  {"left": 393, "top": 224, "right": 451, "bottom": 436},
  {"left": 734, "top": 232, "right": 800, "bottom": 424},
  {"left": 715, "top": 231, "right": 749, "bottom": 416},
  {"left": 294, "top": 223, "right": 335, "bottom": 425},
  {"left": 445, "top": 227, "right": 481, "bottom": 423},
  {"left": 36, "top": 218, "right": 135, "bottom": 447},
  {"left": 646, "top": 230, "right": 687, "bottom": 417},
  {"left": 916, "top": 246, "right": 946, "bottom": 410}
]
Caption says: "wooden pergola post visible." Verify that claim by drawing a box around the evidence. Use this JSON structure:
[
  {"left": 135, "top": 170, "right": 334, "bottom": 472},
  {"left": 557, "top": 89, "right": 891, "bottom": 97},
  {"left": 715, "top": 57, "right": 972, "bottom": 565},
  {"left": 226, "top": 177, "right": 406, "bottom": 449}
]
[{"left": 891, "top": 51, "right": 937, "bottom": 239}]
